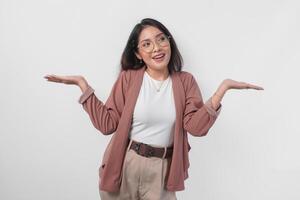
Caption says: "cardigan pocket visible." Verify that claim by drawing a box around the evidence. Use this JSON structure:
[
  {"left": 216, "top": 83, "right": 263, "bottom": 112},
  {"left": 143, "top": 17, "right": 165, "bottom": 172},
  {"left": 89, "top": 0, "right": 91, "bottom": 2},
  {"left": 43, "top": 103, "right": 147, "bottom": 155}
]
[{"left": 99, "top": 133, "right": 116, "bottom": 179}]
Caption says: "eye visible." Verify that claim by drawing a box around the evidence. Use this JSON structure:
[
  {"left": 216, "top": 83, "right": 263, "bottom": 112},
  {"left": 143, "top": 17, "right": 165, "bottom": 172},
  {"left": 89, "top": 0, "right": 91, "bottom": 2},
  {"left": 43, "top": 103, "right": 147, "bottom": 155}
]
[
  {"left": 142, "top": 42, "right": 151, "bottom": 48},
  {"left": 160, "top": 35, "right": 166, "bottom": 41}
]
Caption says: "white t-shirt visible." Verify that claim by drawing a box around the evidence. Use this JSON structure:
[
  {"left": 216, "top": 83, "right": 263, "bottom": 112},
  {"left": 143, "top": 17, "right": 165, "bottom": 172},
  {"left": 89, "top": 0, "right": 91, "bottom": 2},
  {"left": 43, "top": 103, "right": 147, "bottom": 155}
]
[{"left": 129, "top": 71, "right": 176, "bottom": 148}]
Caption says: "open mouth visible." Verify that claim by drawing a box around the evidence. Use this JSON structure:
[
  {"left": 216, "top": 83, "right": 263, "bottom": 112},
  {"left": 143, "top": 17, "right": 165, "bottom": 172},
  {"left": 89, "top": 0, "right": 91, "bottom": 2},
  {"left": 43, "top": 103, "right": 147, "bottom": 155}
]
[{"left": 152, "top": 53, "right": 166, "bottom": 62}]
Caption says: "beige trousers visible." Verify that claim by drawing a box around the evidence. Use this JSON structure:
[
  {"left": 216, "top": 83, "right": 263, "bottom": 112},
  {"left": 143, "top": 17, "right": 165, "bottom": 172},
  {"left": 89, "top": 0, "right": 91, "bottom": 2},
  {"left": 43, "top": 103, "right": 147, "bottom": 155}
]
[{"left": 99, "top": 139, "right": 177, "bottom": 200}]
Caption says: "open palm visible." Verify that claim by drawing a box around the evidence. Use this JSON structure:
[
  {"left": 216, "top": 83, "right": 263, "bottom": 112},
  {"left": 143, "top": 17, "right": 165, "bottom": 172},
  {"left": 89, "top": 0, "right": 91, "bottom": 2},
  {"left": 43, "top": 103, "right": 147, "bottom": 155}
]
[
  {"left": 44, "top": 74, "right": 83, "bottom": 85},
  {"left": 223, "top": 79, "right": 264, "bottom": 90}
]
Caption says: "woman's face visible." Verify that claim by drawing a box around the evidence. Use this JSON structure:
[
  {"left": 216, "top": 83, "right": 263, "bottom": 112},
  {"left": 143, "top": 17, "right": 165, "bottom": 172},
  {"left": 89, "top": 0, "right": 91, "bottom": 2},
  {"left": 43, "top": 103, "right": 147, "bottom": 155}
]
[{"left": 135, "top": 26, "right": 171, "bottom": 72}]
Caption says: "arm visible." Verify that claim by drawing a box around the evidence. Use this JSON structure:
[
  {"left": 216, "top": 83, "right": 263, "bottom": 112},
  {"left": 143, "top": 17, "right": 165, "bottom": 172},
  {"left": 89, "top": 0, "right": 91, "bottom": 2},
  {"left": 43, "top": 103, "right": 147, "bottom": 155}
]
[
  {"left": 78, "top": 71, "right": 128, "bottom": 135},
  {"left": 211, "top": 83, "right": 227, "bottom": 110},
  {"left": 183, "top": 75, "right": 223, "bottom": 137}
]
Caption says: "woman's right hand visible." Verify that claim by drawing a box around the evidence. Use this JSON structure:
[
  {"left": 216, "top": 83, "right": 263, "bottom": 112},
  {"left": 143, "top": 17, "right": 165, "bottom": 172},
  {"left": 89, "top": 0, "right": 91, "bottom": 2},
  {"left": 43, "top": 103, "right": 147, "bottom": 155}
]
[
  {"left": 44, "top": 74, "right": 89, "bottom": 92},
  {"left": 43, "top": 74, "right": 84, "bottom": 85}
]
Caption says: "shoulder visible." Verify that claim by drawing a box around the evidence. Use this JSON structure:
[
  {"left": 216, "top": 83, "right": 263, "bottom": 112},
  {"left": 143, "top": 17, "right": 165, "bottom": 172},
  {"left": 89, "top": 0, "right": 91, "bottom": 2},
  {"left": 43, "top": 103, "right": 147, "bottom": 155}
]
[
  {"left": 120, "top": 66, "right": 146, "bottom": 81},
  {"left": 120, "top": 68, "right": 136, "bottom": 82},
  {"left": 176, "top": 70, "right": 198, "bottom": 87},
  {"left": 118, "top": 69, "right": 132, "bottom": 83},
  {"left": 177, "top": 70, "right": 194, "bottom": 79}
]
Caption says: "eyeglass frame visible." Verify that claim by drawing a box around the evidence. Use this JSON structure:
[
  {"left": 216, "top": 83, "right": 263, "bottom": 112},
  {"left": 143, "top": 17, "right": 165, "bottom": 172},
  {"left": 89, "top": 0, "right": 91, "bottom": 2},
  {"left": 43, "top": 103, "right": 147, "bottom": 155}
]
[{"left": 136, "top": 33, "right": 172, "bottom": 53}]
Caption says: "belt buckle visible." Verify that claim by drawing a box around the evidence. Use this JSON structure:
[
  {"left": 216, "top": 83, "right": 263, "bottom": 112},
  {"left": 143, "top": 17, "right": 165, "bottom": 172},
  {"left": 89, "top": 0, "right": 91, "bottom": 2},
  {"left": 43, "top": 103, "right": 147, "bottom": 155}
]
[
  {"left": 133, "top": 142, "right": 141, "bottom": 152},
  {"left": 133, "top": 142, "right": 154, "bottom": 158},
  {"left": 145, "top": 146, "right": 154, "bottom": 157}
]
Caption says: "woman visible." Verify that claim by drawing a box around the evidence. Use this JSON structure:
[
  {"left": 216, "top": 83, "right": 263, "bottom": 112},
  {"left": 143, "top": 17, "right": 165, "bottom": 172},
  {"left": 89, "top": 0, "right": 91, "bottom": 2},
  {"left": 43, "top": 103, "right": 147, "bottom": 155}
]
[{"left": 44, "top": 18, "right": 263, "bottom": 200}]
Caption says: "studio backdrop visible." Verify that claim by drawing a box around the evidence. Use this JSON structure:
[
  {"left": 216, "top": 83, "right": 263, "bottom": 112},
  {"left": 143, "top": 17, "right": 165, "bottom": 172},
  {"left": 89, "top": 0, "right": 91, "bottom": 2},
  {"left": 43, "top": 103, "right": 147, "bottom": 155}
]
[{"left": 0, "top": 0, "right": 299, "bottom": 199}]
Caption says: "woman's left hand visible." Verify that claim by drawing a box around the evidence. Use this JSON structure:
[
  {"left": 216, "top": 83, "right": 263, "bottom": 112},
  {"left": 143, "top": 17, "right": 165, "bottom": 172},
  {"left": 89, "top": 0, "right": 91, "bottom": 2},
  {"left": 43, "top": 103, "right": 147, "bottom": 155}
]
[
  {"left": 221, "top": 79, "right": 264, "bottom": 91},
  {"left": 211, "top": 79, "right": 264, "bottom": 110}
]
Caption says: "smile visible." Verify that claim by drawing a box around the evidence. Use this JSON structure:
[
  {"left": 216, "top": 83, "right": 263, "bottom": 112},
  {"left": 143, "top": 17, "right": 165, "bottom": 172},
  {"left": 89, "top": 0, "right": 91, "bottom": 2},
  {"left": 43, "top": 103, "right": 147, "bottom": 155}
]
[{"left": 152, "top": 53, "right": 165, "bottom": 62}]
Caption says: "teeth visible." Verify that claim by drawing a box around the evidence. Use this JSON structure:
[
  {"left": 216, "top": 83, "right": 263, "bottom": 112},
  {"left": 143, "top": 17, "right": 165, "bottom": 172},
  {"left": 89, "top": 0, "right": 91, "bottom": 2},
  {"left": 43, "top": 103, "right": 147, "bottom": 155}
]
[{"left": 153, "top": 54, "right": 164, "bottom": 59}]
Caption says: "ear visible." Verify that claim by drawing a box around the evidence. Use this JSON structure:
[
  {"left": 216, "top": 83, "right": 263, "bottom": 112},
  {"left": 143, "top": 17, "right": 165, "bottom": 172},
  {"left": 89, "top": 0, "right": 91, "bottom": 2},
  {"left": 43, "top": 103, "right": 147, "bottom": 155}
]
[{"left": 135, "top": 52, "right": 142, "bottom": 60}]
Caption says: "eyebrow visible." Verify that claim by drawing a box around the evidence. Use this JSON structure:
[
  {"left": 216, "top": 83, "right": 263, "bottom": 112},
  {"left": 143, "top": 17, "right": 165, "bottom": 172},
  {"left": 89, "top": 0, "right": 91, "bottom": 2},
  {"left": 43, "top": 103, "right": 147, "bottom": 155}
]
[{"left": 140, "top": 32, "right": 164, "bottom": 43}]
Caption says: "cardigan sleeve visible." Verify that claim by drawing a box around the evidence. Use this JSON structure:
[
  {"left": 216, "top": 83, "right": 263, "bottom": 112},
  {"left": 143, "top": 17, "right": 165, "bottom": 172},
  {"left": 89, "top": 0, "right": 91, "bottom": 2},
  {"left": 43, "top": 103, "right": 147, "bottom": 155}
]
[
  {"left": 78, "top": 70, "right": 128, "bottom": 135},
  {"left": 183, "top": 74, "right": 222, "bottom": 137}
]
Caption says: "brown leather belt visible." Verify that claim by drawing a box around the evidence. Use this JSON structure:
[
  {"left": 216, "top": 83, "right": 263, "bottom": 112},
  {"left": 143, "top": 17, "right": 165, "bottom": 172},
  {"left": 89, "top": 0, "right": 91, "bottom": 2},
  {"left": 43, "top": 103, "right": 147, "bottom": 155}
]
[{"left": 129, "top": 140, "right": 173, "bottom": 159}]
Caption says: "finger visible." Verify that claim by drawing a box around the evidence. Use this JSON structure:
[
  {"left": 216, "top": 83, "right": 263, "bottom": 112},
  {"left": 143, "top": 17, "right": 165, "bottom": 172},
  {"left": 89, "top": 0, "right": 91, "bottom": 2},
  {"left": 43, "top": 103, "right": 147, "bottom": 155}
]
[
  {"left": 49, "top": 79, "right": 62, "bottom": 83},
  {"left": 47, "top": 75, "right": 64, "bottom": 82},
  {"left": 247, "top": 84, "right": 264, "bottom": 90},
  {"left": 44, "top": 75, "right": 54, "bottom": 80},
  {"left": 49, "top": 75, "right": 60, "bottom": 79},
  {"left": 44, "top": 75, "right": 56, "bottom": 79},
  {"left": 46, "top": 77, "right": 63, "bottom": 83},
  {"left": 253, "top": 86, "right": 264, "bottom": 90}
]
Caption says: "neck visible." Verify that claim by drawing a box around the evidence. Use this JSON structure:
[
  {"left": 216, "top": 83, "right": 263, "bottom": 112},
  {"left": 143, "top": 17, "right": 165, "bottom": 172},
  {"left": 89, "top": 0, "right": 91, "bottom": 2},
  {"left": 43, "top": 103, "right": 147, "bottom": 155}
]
[{"left": 145, "top": 66, "right": 169, "bottom": 81}]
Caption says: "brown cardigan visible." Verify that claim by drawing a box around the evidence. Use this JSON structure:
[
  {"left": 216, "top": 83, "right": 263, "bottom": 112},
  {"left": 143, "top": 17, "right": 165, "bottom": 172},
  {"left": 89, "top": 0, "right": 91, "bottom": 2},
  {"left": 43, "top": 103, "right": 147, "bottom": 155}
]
[{"left": 78, "top": 65, "right": 222, "bottom": 192}]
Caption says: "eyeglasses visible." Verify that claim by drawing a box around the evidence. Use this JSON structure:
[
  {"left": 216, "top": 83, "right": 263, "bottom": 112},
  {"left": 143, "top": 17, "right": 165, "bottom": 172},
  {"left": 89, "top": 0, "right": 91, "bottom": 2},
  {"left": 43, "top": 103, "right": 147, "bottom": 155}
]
[{"left": 137, "top": 34, "right": 171, "bottom": 53}]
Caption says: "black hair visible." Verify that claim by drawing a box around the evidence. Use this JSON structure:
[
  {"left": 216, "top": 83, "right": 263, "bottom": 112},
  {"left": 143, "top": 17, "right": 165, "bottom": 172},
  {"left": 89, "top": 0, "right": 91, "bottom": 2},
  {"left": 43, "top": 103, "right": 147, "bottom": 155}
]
[{"left": 120, "top": 18, "right": 183, "bottom": 74}]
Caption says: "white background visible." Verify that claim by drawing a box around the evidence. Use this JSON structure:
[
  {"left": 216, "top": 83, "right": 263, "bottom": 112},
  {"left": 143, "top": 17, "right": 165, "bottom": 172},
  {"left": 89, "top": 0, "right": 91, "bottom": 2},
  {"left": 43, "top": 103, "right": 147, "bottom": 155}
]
[{"left": 1, "top": 0, "right": 299, "bottom": 199}]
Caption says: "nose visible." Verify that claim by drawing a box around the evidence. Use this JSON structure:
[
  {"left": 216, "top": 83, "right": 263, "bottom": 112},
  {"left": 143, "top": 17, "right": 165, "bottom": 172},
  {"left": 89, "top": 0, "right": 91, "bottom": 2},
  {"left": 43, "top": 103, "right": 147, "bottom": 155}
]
[{"left": 152, "top": 41, "right": 161, "bottom": 52}]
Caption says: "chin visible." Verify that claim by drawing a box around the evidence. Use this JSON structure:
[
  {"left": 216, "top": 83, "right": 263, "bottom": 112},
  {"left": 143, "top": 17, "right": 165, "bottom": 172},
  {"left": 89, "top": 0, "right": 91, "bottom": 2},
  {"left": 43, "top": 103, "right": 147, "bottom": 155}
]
[
  {"left": 150, "top": 63, "right": 168, "bottom": 70},
  {"left": 152, "top": 60, "right": 170, "bottom": 68}
]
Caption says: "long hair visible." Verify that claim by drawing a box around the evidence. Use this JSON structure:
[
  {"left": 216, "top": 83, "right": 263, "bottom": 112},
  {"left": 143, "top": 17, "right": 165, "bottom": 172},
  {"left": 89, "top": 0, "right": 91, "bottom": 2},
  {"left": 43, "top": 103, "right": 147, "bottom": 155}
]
[{"left": 120, "top": 18, "right": 183, "bottom": 74}]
